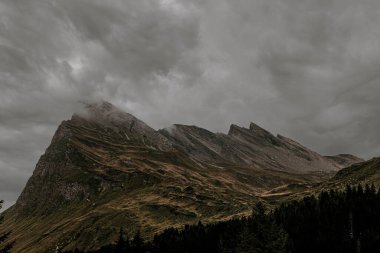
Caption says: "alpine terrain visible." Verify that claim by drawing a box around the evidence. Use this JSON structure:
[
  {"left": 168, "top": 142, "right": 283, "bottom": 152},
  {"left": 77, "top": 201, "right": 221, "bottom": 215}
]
[{"left": 0, "top": 101, "right": 365, "bottom": 252}]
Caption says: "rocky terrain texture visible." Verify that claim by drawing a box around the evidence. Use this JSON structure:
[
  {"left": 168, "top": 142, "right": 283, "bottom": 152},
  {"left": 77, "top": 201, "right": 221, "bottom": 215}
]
[
  {"left": 160, "top": 123, "right": 361, "bottom": 173},
  {"left": 0, "top": 101, "right": 364, "bottom": 253}
]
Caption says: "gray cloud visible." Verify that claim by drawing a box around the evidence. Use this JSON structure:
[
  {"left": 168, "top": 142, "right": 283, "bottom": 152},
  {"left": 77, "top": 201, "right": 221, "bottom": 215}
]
[{"left": 1, "top": 0, "right": 380, "bottom": 209}]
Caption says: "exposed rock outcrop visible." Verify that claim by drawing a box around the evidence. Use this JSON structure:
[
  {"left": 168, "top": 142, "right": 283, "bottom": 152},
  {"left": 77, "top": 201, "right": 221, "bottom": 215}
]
[{"left": 1, "top": 101, "right": 364, "bottom": 253}]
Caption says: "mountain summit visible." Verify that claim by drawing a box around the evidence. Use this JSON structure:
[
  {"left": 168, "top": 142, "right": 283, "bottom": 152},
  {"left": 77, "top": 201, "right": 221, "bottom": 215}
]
[{"left": 1, "top": 101, "right": 363, "bottom": 252}]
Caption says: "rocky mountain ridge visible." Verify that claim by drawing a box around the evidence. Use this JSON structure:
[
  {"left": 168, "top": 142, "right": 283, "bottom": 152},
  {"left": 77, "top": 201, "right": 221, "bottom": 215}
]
[
  {"left": 0, "top": 101, "right": 364, "bottom": 252},
  {"left": 160, "top": 121, "right": 361, "bottom": 173}
]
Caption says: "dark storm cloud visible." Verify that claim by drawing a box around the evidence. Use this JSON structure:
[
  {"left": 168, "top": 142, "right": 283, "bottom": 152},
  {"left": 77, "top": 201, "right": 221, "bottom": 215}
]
[
  {"left": 0, "top": 0, "right": 201, "bottom": 209},
  {"left": 1, "top": 0, "right": 380, "bottom": 209}
]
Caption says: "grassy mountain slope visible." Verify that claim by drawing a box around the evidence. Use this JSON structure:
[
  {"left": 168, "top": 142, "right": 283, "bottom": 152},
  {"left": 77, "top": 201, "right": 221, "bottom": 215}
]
[{"left": 0, "top": 102, "right": 364, "bottom": 252}]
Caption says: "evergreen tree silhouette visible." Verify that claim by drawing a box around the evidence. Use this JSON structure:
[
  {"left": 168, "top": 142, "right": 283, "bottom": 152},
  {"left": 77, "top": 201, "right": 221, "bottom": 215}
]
[
  {"left": 66, "top": 185, "right": 380, "bottom": 253},
  {"left": 131, "top": 230, "right": 144, "bottom": 253},
  {"left": 115, "top": 227, "right": 130, "bottom": 252}
]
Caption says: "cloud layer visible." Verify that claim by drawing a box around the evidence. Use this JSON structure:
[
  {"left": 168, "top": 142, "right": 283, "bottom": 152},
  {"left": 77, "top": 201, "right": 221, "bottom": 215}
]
[{"left": 1, "top": 0, "right": 380, "bottom": 209}]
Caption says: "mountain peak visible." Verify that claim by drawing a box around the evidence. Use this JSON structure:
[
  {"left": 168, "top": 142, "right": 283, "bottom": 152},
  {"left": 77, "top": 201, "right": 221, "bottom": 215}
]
[
  {"left": 83, "top": 100, "right": 115, "bottom": 111},
  {"left": 68, "top": 101, "right": 173, "bottom": 152},
  {"left": 70, "top": 101, "right": 156, "bottom": 141},
  {"left": 74, "top": 100, "right": 129, "bottom": 123},
  {"left": 249, "top": 122, "right": 274, "bottom": 137},
  {"left": 227, "top": 124, "right": 242, "bottom": 136},
  {"left": 228, "top": 122, "right": 276, "bottom": 140}
]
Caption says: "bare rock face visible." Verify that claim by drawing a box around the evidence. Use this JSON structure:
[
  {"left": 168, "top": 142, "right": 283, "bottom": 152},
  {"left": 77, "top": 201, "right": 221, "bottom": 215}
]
[
  {"left": 15, "top": 120, "right": 85, "bottom": 214},
  {"left": 15, "top": 102, "right": 174, "bottom": 216},
  {"left": 159, "top": 124, "right": 228, "bottom": 164},
  {"left": 162, "top": 121, "right": 361, "bottom": 173},
  {"left": 73, "top": 101, "right": 173, "bottom": 151},
  {"left": 2, "top": 101, "right": 364, "bottom": 253}
]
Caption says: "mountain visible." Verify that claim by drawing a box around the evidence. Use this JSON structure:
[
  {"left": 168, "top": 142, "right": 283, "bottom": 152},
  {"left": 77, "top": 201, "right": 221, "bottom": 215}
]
[
  {"left": 0, "top": 101, "right": 363, "bottom": 253},
  {"left": 160, "top": 123, "right": 358, "bottom": 173},
  {"left": 265, "top": 158, "right": 380, "bottom": 204},
  {"left": 325, "top": 157, "right": 380, "bottom": 189},
  {"left": 324, "top": 154, "right": 364, "bottom": 168}
]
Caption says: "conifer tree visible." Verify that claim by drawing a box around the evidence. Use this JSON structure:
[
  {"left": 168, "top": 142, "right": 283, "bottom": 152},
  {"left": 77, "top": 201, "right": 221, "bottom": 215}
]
[
  {"left": 131, "top": 230, "right": 144, "bottom": 253},
  {"left": 115, "top": 227, "right": 129, "bottom": 252}
]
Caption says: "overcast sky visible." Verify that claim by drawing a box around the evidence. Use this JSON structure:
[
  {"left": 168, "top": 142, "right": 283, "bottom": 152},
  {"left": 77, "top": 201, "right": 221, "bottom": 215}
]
[{"left": 1, "top": 0, "right": 380, "bottom": 210}]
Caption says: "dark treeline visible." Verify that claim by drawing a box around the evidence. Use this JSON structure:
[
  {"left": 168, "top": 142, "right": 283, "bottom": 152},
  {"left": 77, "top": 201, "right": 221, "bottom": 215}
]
[{"left": 64, "top": 185, "right": 380, "bottom": 253}]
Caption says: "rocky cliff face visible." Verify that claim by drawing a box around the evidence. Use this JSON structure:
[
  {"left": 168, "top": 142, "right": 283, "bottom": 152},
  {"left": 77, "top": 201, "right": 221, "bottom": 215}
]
[
  {"left": 160, "top": 121, "right": 360, "bottom": 173},
  {"left": 15, "top": 102, "right": 173, "bottom": 216},
  {"left": 1, "top": 101, "right": 363, "bottom": 253}
]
